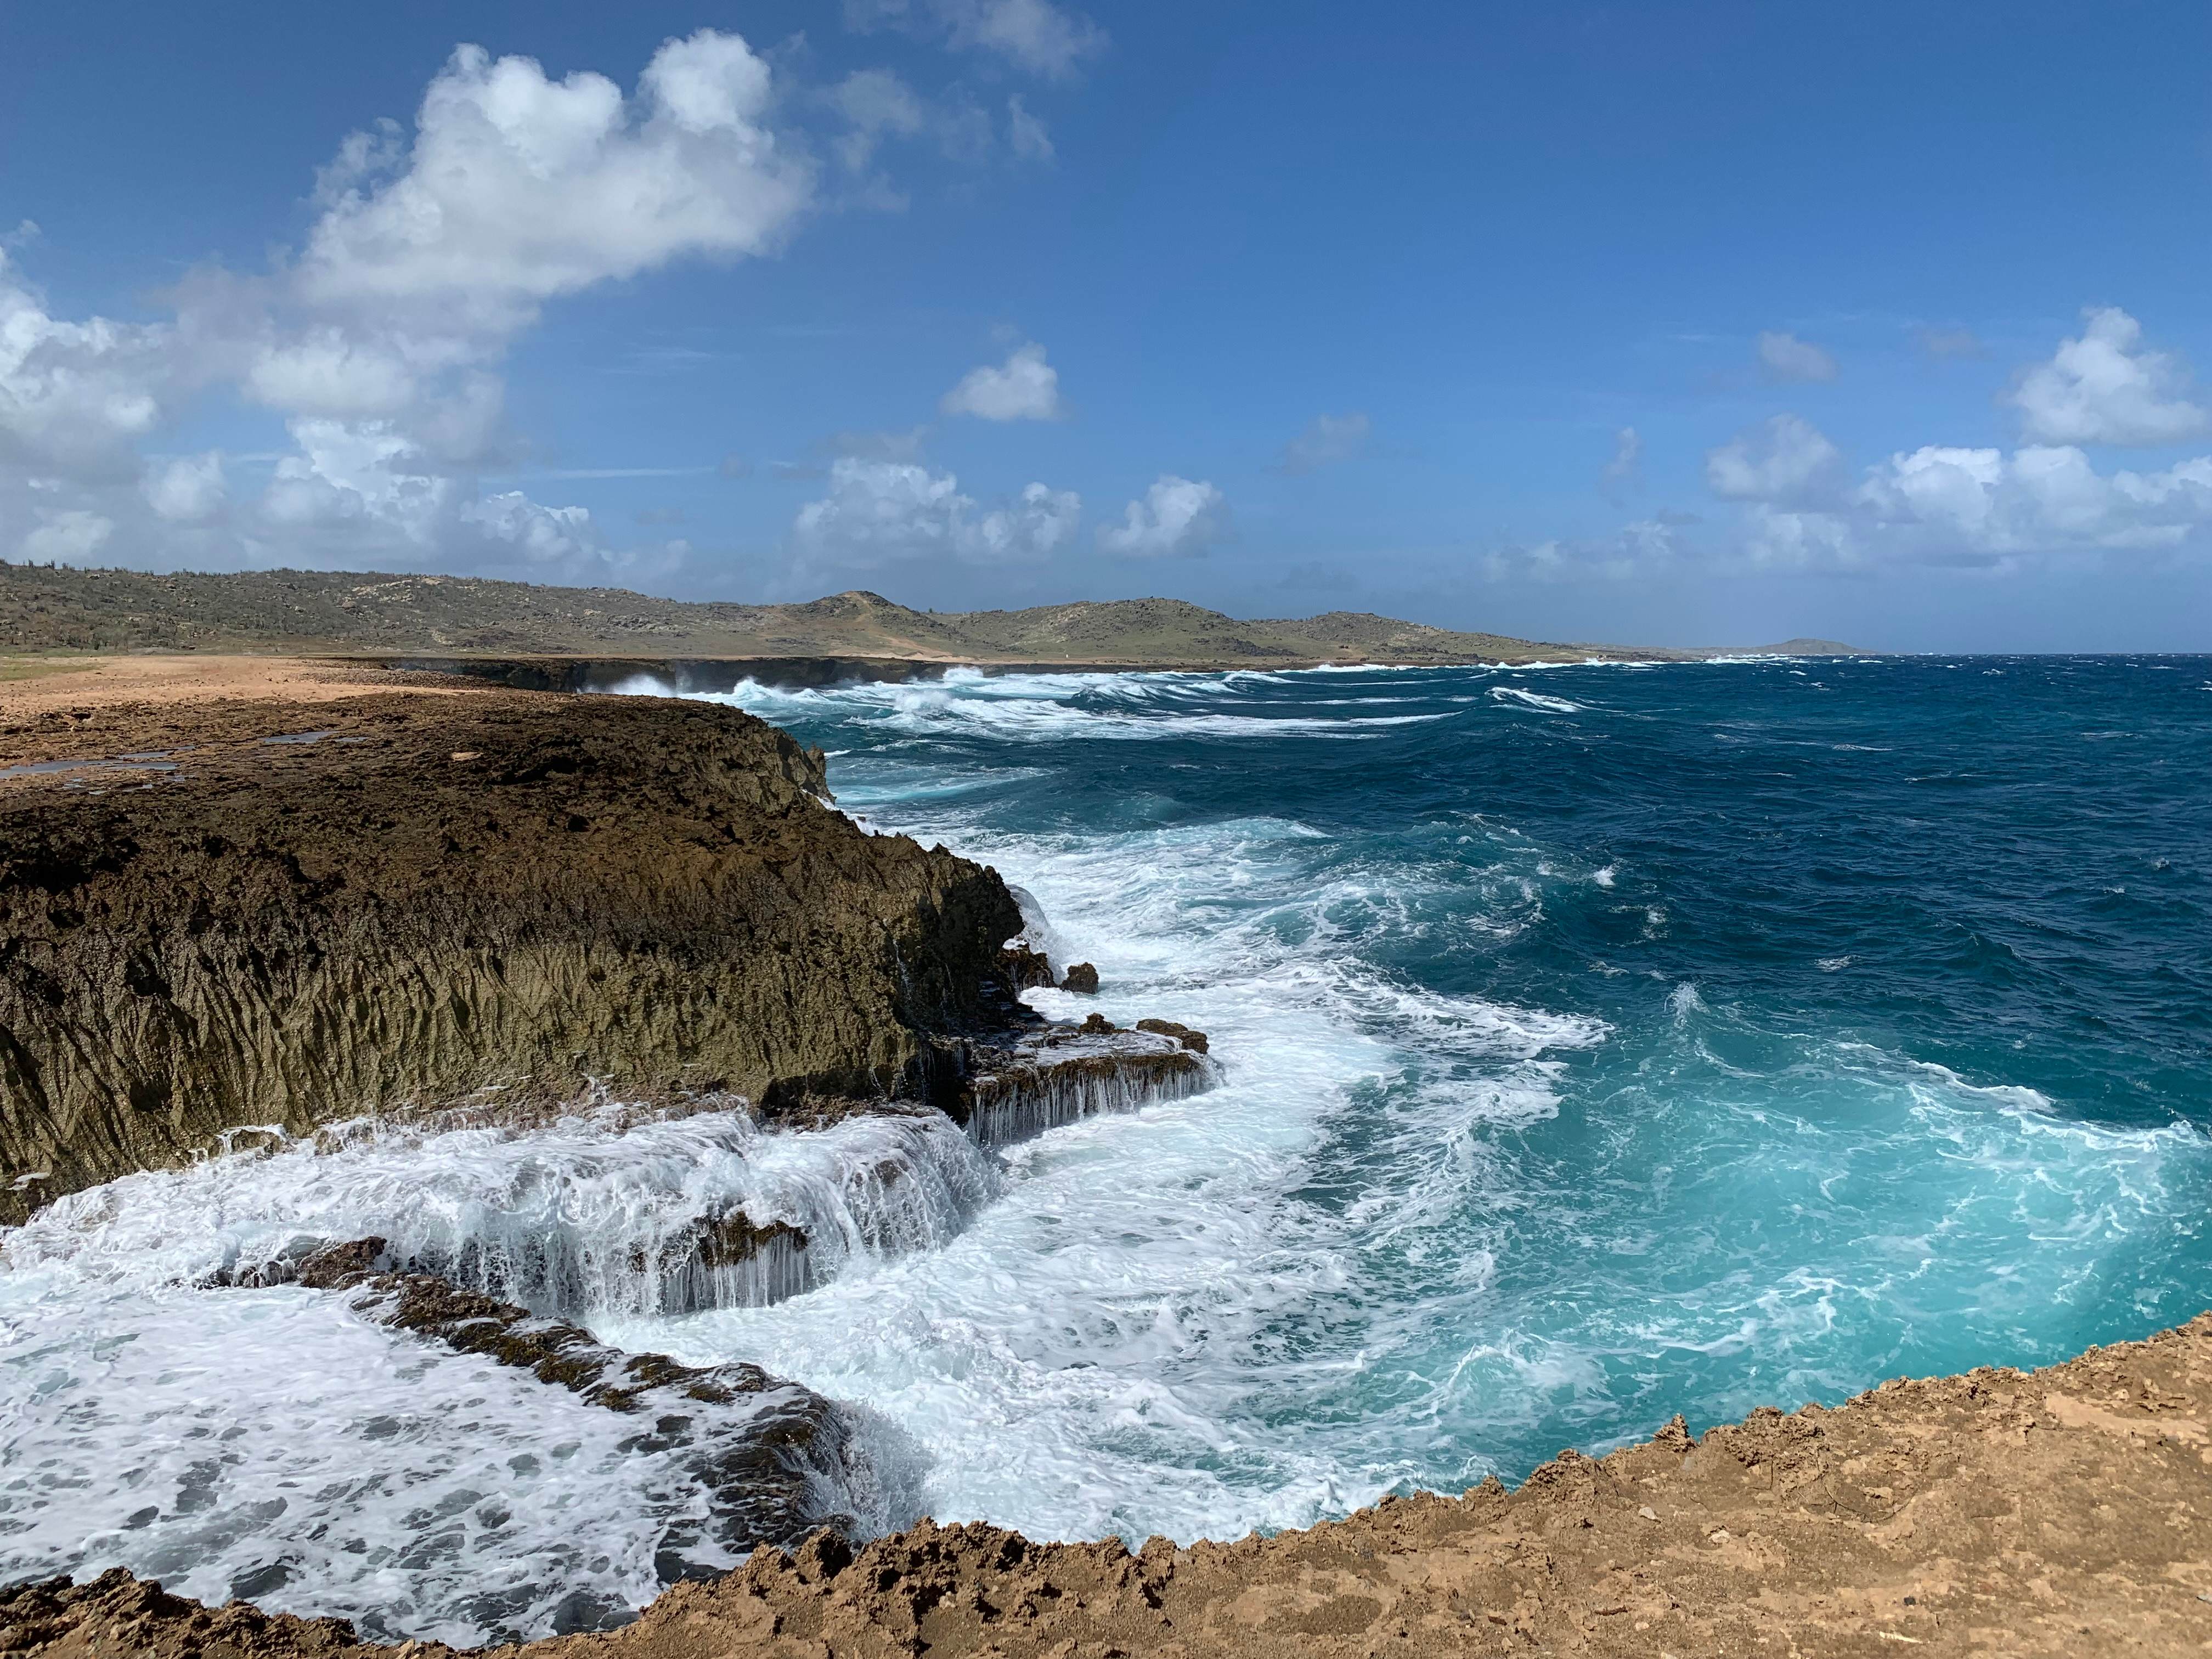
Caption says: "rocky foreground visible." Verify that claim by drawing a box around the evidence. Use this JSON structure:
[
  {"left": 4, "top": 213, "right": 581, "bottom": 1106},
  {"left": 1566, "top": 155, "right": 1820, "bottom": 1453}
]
[{"left": 5, "top": 1314, "right": 2209, "bottom": 1657}]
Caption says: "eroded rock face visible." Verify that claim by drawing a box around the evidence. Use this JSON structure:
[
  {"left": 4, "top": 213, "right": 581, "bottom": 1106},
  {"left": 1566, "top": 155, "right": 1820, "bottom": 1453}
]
[
  {"left": 0, "top": 691, "right": 1025, "bottom": 1222},
  {"left": 951, "top": 1023, "right": 1216, "bottom": 1147}
]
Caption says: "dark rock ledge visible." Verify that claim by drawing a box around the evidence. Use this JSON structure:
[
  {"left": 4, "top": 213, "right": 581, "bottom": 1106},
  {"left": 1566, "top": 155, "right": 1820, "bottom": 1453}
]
[{"left": 218, "top": 1239, "right": 867, "bottom": 1572}]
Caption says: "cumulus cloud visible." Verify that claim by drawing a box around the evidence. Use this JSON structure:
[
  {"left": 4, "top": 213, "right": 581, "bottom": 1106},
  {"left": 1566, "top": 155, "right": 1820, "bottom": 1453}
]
[
  {"left": 1273, "top": 411, "right": 1369, "bottom": 475},
  {"left": 1683, "top": 431, "right": 2212, "bottom": 574},
  {"left": 1, "top": 30, "right": 821, "bottom": 575},
  {"left": 1097, "top": 475, "right": 1228, "bottom": 557},
  {"left": 0, "top": 252, "right": 171, "bottom": 476},
  {"left": 1756, "top": 330, "right": 1838, "bottom": 384},
  {"left": 1856, "top": 444, "right": 2212, "bottom": 559},
  {"left": 22, "top": 508, "right": 115, "bottom": 563},
  {"left": 143, "top": 453, "right": 225, "bottom": 522},
  {"left": 2006, "top": 307, "right": 2207, "bottom": 447},
  {"left": 940, "top": 341, "right": 1062, "bottom": 420},
  {"left": 1705, "top": 414, "right": 1844, "bottom": 504},
  {"left": 297, "top": 34, "right": 810, "bottom": 334},
  {"left": 845, "top": 0, "right": 1107, "bottom": 78},
  {"left": 793, "top": 455, "right": 1079, "bottom": 565}
]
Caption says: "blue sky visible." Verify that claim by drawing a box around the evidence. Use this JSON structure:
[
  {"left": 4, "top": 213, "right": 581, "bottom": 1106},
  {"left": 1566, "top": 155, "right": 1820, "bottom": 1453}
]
[{"left": 3, "top": 1, "right": 2209, "bottom": 650}]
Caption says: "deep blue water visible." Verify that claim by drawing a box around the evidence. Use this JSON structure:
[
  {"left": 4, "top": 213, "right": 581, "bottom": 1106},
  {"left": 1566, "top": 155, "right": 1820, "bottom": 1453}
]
[
  {"left": 9, "top": 653, "right": 2209, "bottom": 1644},
  {"left": 630, "top": 653, "right": 2212, "bottom": 1539}
]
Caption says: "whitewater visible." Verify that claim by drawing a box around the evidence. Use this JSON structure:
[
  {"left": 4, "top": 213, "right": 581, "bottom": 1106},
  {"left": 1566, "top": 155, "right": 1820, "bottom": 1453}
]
[{"left": 4, "top": 654, "right": 2208, "bottom": 1644}]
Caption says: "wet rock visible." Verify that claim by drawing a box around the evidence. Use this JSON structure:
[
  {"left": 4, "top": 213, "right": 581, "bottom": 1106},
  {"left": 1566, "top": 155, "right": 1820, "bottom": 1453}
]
[
  {"left": 999, "top": 944, "right": 1057, "bottom": 990},
  {"left": 261, "top": 1239, "right": 867, "bottom": 1561},
  {"left": 952, "top": 1024, "right": 1216, "bottom": 1147},
  {"left": 659, "top": 1210, "right": 814, "bottom": 1311},
  {"left": 1134, "top": 1018, "right": 1209, "bottom": 1054},
  {"left": 1059, "top": 962, "right": 1099, "bottom": 993}
]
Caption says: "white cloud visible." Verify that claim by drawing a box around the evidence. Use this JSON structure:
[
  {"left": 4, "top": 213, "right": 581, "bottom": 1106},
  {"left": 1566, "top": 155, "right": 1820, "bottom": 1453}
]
[
  {"left": 970, "top": 481, "right": 1081, "bottom": 559},
  {"left": 2006, "top": 307, "right": 2207, "bottom": 447},
  {"left": 846, "top": 0, "right": 1106, "bottom": 77},
  {"left": 1274, "top": 411, "right": 1370, "bottom": 475},
  {"left": 1855, "top": 443, "right": 2212, "bottom": 558},
  {"left": 297, "top": 33, "right": 812, "bottom": 334},
  {"left": 1097, "top": 475, "right": 1228, "bottom": 557},
  {"left": 940, "top": 341, "right": 1062, "bottom": 420},
  {"left": 253, "top": 415, "right": 620, "bottom": 577},
  {"left": 21, "top": 507, "right": 115, "bottom": 562},
  {"left": 1705, "top": 414, "right": 1843, "bottom": 503},
  {"left": 1600, "top": 425, "right": 1641, "bottom": 501},
  {"left": 1739, "top": 505, "right": 1857, "bottom": 569},
  {"left": 0, "top": 31, "right": 822, "bottom": 578},
  {"left": 243, "top": 329, "right": 425, "bottom": 417},
  {"left": 1756, "top": 330, "right": 1838, "bottom": 384},
  {"left": 461, "top": 490, "right": 603, "bottom": 565},
  {"left": 829, "top": 69, "right": 927, "bottom": 172},
  {"left": 144, "top": 452, "right": 225, "bottom": 522},
  {"left": 0, "top": 252, "right": 170, "bottom": 474},
  {"left": 1007, "top": 95, "right": 1054, "bottom": 162},
  {"left": 793, "top": 455, "right": 1079, "bottom": 565}
]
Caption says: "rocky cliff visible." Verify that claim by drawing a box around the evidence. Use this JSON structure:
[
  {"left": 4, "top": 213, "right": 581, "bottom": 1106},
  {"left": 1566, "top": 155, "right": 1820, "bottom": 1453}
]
[{"left": 0, "top": 687, "right": 1024, "bottom": 1223}]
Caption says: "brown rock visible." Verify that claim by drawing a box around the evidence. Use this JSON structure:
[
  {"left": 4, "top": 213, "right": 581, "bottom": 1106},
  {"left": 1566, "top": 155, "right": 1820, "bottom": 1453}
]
[
  {"left": 1059, "top": 962, "right": 1099, "bottom": 993},
  {"left": 1000, "top": 944, "right": 1057, "bottom": 990},
  {"left": 1133, "top": 1017, "right": 1209, "bottom": 1054},
  {"left": 0, "top": 690, "right": 1024, "bottom": 1222}
]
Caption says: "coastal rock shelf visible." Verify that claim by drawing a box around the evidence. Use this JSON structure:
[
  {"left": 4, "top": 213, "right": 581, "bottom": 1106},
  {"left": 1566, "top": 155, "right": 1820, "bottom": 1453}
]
[
  {"left": 223, "top": 1239, "right": 879, "bottom": 1568},
  {"left": 953, "top": 1018, "right": 1217, "bottom": 1148},
  {"left": 0, "top": 689, "right": 1026, "bottom": 1223}
]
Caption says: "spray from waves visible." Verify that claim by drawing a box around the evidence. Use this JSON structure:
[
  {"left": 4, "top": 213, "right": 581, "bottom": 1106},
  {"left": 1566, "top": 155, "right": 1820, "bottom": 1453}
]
[
  {"left": 0, "top": 1270, "right": 750, "bottom": 1645},
  {"left": 1489, "top": 686, "right": 1586, "bottom": 714},
  {"left": 590, "top": 798, "right": 1618, "bottom": 1545},
  {"left": 7, "top": 1103, "right": 1002, "bottom": 1319},
  {"left": 610, "top": 668, "right": 1453, "bottom": 743},
  {"left": 594, "top": 660, "right": 2212, "bottom": 1553}
]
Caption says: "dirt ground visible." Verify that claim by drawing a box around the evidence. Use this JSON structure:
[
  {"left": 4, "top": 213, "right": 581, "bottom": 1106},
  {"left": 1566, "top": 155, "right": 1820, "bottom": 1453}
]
[{"left": 0, "top": 654, "right": 434, "bottom": 725}]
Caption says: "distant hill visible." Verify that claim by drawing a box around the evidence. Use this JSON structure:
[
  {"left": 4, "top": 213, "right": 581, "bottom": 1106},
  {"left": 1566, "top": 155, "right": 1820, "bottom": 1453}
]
[{"left": 0, "top": 563, "right": 1863, "bottom": 667}]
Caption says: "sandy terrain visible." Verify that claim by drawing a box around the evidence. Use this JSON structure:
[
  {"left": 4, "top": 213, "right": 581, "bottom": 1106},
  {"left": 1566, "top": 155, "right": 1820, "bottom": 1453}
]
[{"left": 0, "top": 654, "right": 428, "bottom": 724}]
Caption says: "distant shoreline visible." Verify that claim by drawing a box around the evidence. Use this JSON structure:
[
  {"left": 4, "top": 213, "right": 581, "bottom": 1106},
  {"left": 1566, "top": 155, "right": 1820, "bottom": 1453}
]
[{"left": 0, "top": 559, "right": 1864, "bottom": 667}]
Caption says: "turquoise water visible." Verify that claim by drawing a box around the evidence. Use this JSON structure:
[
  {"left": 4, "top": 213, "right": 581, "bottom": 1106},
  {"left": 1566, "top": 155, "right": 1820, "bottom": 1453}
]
[
  {"left": 627, "top": 654, "right": 2212, "bottom": 1538},
  {"left": 5, "top": 653, "right": 2207, "bottom": 1641}
]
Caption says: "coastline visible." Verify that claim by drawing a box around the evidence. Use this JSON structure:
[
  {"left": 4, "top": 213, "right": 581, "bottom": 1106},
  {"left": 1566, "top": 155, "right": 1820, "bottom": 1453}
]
[
  {"left": 4, "top": 657, "right": 2206, "bottom": 1657},
  {"left": 8, "top": 1313, "right": 2209, "bottom": 1656}
]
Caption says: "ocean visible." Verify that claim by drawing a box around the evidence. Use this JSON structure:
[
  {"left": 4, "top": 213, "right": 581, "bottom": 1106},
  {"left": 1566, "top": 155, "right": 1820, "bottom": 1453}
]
[{"left": 4, "top": 654, "right": 2208, "bottom": 1642}]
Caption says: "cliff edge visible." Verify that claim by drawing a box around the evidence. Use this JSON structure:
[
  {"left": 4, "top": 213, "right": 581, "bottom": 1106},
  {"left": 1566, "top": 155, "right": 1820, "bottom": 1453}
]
[{"left": 0, "top": 681, "right": 1023, "bottom": 1222}]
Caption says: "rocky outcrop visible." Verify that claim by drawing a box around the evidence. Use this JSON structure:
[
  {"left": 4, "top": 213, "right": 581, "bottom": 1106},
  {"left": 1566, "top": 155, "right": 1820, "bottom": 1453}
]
[
  {"left": 0, "top": 690, "right": 1025, "bottom": 1223},
  {"left": 225, "top": 1238, "right": 871, "bottom": 1564},
  {"left": 951, "top": 1019, "right": 1216, "bottom": 1147}
]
